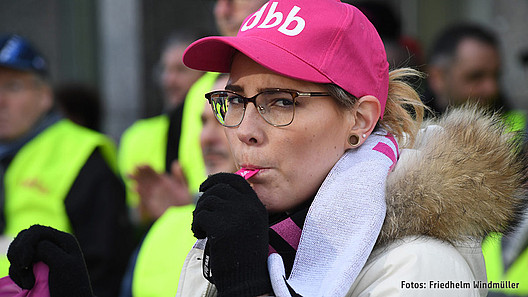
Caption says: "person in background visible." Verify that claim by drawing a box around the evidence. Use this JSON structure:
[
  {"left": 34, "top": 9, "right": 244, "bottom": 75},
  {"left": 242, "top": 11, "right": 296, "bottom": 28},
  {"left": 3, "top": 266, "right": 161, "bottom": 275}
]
[
  {"left": 0, "top": 34, "right": 133, "bottom": 297},
  {"left": 130, "top": 75, "right": 234, "bottom": 219},
  {"left": 425, "top": 23, "right": 525, "bottom": 125},
  {"left": 199, "top": 76, "right": 236, "bottom": 174},
  {"left": 157, "top": 32, "right": 206, "bottom": 110},
  {"left": 118, "top": 29, "right": 206, "bottom": 228},
  {"left": 54, "top": 82, "right": 103, "bottom": 132},
  {"left": 119, "top": 76, "right": 235, "bottom": 297}
]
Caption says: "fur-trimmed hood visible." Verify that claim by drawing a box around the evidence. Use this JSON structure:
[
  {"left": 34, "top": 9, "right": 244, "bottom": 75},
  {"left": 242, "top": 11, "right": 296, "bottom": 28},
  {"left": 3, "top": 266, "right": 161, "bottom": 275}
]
[{"left": 377, "top": 105, "right": 528, "bottom": 247}]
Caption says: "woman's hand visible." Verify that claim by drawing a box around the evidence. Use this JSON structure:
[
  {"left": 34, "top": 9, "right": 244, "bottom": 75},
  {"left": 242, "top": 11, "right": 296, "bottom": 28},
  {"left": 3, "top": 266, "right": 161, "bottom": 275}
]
[{"left": 192, "top": 172, "right": 272, "bottom": 297}]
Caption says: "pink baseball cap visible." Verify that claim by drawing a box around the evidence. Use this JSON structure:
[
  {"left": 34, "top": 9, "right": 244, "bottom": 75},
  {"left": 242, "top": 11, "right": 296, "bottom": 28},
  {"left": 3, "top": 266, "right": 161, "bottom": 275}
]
[{"left": 183, "top": 0, "right": 389, "bottom": 116}]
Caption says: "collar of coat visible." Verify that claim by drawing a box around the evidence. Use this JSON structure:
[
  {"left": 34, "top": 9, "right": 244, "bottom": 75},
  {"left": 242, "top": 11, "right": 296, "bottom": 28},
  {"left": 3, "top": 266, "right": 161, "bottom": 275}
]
[{"left": 376, "top": 105, "right": 528, "bottom": 248}]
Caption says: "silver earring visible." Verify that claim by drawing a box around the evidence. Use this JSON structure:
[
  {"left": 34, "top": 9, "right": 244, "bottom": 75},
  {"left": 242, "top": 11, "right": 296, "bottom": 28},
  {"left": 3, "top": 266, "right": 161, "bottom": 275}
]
[{"left": 362, "top": 133, "right": 367, "bottom": 138}]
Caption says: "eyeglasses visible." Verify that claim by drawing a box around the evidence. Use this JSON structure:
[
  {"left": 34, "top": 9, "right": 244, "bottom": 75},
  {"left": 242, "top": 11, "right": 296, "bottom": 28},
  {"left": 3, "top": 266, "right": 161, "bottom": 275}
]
[{"left": 205, "top": 89, "right": 330, "bottom": 127}]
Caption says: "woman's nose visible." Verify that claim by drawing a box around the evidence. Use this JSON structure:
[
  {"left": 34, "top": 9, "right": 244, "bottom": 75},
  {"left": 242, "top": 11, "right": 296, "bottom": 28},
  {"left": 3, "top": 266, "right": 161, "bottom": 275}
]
[{"left": 234, "top": 105, "right": 266, "bottom": 145}]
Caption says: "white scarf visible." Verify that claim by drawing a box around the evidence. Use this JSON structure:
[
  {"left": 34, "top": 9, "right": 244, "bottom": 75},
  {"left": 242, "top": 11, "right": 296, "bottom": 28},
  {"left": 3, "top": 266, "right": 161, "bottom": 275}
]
[{"left": 268, "top": 131, "right": 399, "bottom": 296}]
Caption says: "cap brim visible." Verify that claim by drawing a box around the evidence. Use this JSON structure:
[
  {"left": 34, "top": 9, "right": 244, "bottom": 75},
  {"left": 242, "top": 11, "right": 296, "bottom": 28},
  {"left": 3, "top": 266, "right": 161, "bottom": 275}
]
[{"left": 183, "top": 36, "right": 332, "bottom": 84}]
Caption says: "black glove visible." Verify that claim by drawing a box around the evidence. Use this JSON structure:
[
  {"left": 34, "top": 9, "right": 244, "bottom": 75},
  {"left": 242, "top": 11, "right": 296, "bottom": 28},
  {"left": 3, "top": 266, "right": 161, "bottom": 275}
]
[
  {"left": 7, "top": 225, "right": 94, "bottom": 297},
  {"left": 192, "top": 173, "right": 272, "bottom": 297}
]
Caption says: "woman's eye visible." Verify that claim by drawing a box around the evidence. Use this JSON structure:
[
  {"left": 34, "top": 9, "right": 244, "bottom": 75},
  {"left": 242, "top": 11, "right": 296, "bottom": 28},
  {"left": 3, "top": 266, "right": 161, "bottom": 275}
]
[
  {"left": 228, "top": 96, "right": 245, "bottom": 105},
  {"left": 272, "top": 98, "right": 294, "bottom": 107}
]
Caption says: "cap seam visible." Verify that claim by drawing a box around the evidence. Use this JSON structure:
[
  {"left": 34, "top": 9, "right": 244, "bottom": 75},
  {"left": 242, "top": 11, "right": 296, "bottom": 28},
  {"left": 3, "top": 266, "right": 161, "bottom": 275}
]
[{"left": 319, "top": 3, "right": 350, "bottom": 83}]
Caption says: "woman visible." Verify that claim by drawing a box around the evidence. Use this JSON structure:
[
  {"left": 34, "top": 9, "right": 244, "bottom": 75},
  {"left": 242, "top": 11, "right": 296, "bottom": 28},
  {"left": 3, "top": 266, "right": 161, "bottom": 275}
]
[{"left": 177, "top": 0, "right": 526, "bottom": 296}]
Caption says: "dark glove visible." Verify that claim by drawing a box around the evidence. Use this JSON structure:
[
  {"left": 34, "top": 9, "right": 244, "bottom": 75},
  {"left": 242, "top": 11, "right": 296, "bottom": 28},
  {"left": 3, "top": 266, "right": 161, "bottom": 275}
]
[
  {"left": 192, "top": 173, "right": 272, "bottom": 297},
  {"left": 7, "top": 225, "right": 94, "bottom": 297}
]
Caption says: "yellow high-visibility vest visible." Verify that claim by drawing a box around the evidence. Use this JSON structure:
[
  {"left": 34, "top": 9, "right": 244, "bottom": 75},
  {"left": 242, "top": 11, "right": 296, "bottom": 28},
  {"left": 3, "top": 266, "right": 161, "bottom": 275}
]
[
  {"left": 483, "top": 233, "right": 528, "bottom": 295},
  {"left": 503, "top": 110, "right": 527, "bottom": 135},
  {"left": 482, "top": 110, "right": 527, "bottom": 296},
  {"left": 1, "top": 119, "right": 117, "bottom": 276},
  {"left": 118, "top": 114, "right": 170, "bottom": 207},
  {"left": 132, "top": 205, "right": 196, "bottom": 297}
]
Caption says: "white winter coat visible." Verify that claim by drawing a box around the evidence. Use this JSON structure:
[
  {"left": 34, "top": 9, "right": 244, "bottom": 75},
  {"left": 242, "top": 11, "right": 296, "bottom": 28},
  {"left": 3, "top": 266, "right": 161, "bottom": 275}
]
[{"left": 177, "top": 106, "right": 526, "bottom": 297}]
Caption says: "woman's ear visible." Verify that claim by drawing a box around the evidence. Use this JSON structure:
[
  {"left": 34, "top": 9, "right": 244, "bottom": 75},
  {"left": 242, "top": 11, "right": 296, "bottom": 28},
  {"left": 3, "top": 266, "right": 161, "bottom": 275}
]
[{"left": 346, "top": 95, "right": 381, "bottom": 149}]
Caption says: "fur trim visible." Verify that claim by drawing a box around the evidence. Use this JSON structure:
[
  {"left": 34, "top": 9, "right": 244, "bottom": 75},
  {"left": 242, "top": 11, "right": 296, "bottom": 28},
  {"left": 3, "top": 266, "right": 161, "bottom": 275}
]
[{"left": 377, "top": 105, "right": 528, "bottom": 247}]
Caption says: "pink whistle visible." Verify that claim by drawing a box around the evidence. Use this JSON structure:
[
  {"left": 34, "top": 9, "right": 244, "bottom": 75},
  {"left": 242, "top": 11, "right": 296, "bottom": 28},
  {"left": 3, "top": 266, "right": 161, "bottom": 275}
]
[{"left": 235, "top": 168, "right": 260, "bottom": 180}]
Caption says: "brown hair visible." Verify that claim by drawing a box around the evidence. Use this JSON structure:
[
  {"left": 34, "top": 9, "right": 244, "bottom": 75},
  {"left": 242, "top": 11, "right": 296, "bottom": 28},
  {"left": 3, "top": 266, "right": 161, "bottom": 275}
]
[{"left": 325, "top": 67, "right": 427, "bottom": 148}]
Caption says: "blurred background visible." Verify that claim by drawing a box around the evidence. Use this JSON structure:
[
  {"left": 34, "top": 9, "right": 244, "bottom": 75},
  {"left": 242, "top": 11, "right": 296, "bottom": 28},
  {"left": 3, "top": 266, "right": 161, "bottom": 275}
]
[{"left": 1, "top": 0, "right": 527, "bottom": 141}]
